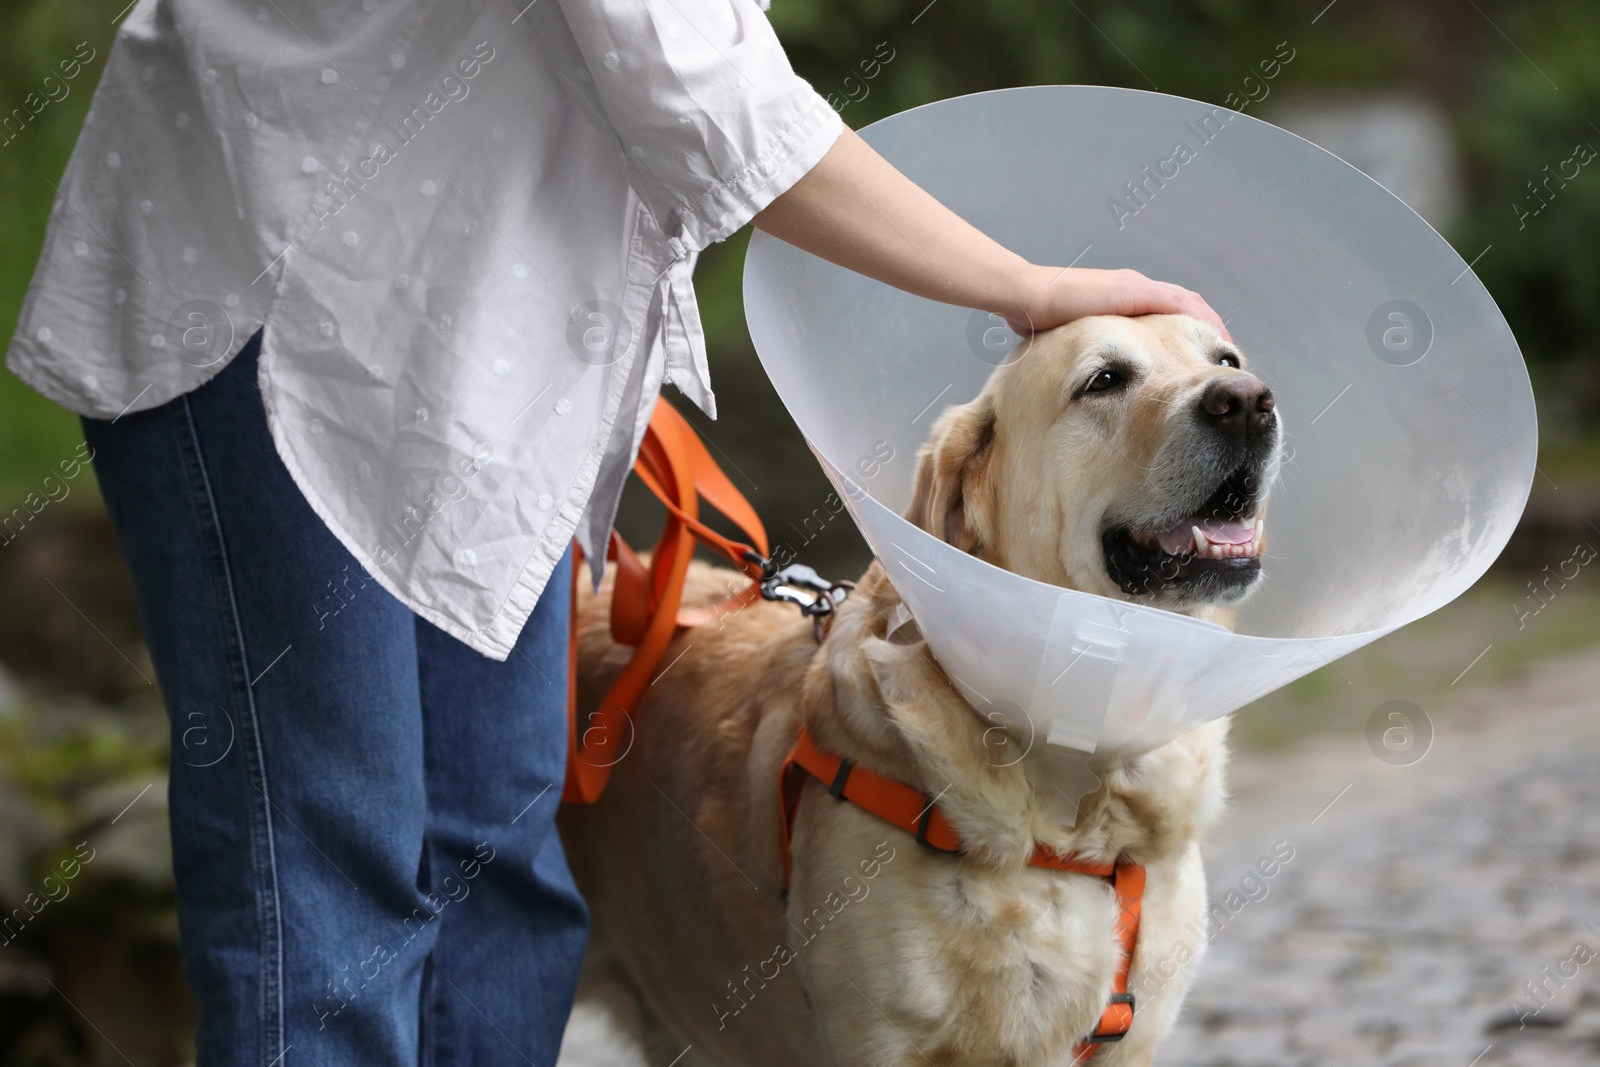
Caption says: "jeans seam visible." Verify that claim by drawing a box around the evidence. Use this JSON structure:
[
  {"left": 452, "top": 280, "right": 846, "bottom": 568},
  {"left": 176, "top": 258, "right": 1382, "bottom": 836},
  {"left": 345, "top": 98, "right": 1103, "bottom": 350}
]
[{"left": 177, "top": 392, "right": 287, "bottom": 1061}]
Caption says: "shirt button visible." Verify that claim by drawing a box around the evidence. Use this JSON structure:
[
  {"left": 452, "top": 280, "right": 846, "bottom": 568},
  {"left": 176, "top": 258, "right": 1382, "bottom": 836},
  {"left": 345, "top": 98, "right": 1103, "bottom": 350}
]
[
  {"left": 106, "top": 152, "right": 120, "bottom": 168},
  {"left": 34, "top": 327, "right": 51, "bottom": 343},
  {"left": 415, "top": 407, "right": 429, "bottom": 424},
  {"left": 492, "top": 359, "right": 509, "bottom": 375},
  {"left": 537, "top": 494, "right": 554, "bottom": 511},
  {"left": 455, "top": 549, "right": 476, "bottom": 567},
  {"left": 358, "top": 461, "right": 372, "bottom": 478},
  {"left": 181, "top": 247, "right": 198, "bottom": 264},
  {"left": 603, "top": 51, "right": 620, "bottom": 69},
  {"left": 320, "top": 69, "right": 338, "bottom": 85},
  {"left": 420, "top": 180, "right": 437, "bottom": 196},
  {"left": 72, "top": 241, "right": 89, "bottom": 257},
  {"left": 244, "top": 112, "right": 259, "bottom": 130},
  {"left": 367, "top": 365, "right": 383, "bottom": 381},
  {"left": 554, "top": 398, "right": 572, "bottom": 416},
  {"left": 224, "top": 293, "right": 239, "bottom": 308},
  {"left": 301, "top": 156, "right": 319, "bottom": 174},
  {"left": 84, "top": 374, "right": 98, "bottom": 390},
  {"left": 139, "top": 199, "right": 154, "bottom": 215},
  {"left": 319, "top": 322, "right": 335, "bottom": 338}
]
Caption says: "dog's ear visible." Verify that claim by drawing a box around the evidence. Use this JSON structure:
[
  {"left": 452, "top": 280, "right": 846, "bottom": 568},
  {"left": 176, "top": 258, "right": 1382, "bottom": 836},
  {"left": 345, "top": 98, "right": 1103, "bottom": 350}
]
[{"left": 904, "top": 393, "right": 997, "bottom": 554}]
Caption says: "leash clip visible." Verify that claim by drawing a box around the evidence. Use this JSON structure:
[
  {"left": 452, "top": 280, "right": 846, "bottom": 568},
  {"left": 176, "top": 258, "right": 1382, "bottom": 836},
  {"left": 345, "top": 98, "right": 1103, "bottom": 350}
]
[{"left": 756, "top": 562, "right": 855, "bottom": 642}]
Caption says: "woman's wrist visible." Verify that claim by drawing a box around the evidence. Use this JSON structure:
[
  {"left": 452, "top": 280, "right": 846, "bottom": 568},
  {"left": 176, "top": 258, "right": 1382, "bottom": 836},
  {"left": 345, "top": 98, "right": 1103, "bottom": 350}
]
[{"left": 982, "top": 260, "right": 1051, "bottom": 334}]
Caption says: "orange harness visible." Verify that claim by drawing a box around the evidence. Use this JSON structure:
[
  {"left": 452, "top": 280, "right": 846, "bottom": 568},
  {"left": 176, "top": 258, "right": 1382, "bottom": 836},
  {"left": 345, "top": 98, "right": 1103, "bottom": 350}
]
[
  {"left": 779, "top": 727, "right": 1145, "bottom": 1053},
  {"left": 567, "top": 397, "right": 1144, "bottom": 1054}
]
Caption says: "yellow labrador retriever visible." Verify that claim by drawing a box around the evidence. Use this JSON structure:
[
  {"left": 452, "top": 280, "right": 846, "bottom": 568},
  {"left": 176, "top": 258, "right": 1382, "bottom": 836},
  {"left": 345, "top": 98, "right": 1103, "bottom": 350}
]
[{"left": 559, "top": 313, "right": 1282, "bottom": 1067}]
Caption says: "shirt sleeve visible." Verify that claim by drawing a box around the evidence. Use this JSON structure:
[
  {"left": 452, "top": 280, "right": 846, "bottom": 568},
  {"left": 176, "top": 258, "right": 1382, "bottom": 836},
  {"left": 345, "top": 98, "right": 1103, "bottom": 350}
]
[{"left": 543, "top": 0, "right": 845, "bottom": 251}]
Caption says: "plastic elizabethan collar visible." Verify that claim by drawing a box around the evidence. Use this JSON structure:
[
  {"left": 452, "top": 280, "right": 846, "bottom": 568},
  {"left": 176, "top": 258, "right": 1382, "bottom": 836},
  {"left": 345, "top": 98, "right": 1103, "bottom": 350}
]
[{"left": 743, "top": 86, "right": 1536, "bottom": 761}]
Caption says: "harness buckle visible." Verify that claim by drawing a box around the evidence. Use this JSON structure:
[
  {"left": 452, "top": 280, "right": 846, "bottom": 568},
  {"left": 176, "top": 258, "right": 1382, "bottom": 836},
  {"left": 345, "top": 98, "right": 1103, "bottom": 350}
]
[
  {"left": 1084, "top": 993, "right": 1136, "bottom": 1043},
  {"left": 914, "top": 799, "right": 964, "bottom": 855},
  {"left": 828, "top": 757, "right": 855, "bottom": 800}
]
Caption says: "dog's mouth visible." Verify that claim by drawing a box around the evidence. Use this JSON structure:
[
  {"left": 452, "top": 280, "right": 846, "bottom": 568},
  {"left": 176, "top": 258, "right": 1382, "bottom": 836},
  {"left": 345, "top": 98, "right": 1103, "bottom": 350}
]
[{"left": 1100, "top": 465, "right": 1266, "bottom": 603}]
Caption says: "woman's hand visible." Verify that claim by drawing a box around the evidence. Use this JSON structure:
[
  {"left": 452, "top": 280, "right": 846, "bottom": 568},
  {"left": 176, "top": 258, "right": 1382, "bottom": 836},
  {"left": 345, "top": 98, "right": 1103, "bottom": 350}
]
[{"left": 1002, "top": 265, "right": 1231, "bottom": 341}]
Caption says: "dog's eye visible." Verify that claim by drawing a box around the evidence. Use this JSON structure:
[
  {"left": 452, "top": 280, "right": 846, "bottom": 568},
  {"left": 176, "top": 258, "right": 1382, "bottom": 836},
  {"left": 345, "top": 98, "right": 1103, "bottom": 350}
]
[
  {"left": 1216, "top": 352, "right": 1241, "bottom": 369},
  {"left": 1083, "top": 368, "right": 1126, "bottom": 395}
]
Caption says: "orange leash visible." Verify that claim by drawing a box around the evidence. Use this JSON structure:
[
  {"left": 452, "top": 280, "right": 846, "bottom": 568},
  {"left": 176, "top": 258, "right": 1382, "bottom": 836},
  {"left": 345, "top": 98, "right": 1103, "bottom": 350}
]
[
  {"left": 779, "top": 726, "right": 1145, "bottom": 1053},
  {"left": 563, "top": 399, "right": 771, "bottom": 804}
]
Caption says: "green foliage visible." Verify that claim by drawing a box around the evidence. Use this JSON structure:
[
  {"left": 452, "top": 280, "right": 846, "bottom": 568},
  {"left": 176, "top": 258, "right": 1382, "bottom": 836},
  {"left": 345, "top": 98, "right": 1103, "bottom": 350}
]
[
  {"left": 0, "top": 0, "right": 120, "bottom": 512},
  {"left": 0, "top": 709, "right": 164, "bottom": 823},
  {"left": 1451, "top": 0, "right": 1600, "bottom": 432}
]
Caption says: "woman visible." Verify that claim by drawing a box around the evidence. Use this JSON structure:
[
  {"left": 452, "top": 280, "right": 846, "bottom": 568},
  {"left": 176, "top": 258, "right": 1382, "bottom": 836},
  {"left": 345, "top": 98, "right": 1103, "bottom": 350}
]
[{"left": 5, "top": 0, "right": 1226, "bottom": 1063}]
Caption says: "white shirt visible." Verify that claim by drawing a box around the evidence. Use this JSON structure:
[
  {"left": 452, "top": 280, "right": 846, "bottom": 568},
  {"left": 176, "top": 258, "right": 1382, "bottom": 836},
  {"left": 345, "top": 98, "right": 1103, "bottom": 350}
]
[{"left": 6, "top": 0, "right": 843, "bottom": 659}]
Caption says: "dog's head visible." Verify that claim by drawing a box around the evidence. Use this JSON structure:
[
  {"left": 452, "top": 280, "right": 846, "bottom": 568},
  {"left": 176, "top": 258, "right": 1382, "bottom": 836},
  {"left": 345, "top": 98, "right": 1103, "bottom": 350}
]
[{"left": 905, "top": 314, "right": 1283, "bottom": 615}]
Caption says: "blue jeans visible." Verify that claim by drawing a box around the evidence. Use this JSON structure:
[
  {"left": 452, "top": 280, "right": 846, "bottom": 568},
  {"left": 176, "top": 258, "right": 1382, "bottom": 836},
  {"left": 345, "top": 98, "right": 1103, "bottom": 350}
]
[{"left": 82, "top": 331, "right": 587, "bottom": 1065}]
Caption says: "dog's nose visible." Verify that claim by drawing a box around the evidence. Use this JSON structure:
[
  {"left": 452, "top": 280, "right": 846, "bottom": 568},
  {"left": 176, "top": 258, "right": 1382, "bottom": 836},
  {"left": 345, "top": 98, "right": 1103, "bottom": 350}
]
[{"left": 1199, "top": 375, "right": 1275, "bottom": 437}]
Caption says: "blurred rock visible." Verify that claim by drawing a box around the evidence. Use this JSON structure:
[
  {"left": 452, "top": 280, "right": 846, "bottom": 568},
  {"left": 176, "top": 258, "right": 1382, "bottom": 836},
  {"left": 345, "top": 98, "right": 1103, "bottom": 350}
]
[{"left": 0, "top": 687, "right": 184, "bottom": 1064}]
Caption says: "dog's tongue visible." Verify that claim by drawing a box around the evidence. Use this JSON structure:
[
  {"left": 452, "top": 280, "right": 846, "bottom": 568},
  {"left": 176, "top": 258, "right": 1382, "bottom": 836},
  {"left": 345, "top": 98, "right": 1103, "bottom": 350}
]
[{"left": 1153, "top": 517, "right": 1254, "bottom": 554}]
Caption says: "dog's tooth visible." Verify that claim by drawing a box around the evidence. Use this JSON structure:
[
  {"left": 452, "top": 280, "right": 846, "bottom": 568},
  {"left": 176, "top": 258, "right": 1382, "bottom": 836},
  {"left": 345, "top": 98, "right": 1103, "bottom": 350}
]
[{"left": 1192, "top": 526, "right": 1209, "bottom": 555}]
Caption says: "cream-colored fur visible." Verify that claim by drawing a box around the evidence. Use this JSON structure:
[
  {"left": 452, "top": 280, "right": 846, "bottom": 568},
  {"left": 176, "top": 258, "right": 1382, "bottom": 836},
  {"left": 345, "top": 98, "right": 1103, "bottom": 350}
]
[{"left": 559, "top": 315, "right": 1273, "bottom": 1066}]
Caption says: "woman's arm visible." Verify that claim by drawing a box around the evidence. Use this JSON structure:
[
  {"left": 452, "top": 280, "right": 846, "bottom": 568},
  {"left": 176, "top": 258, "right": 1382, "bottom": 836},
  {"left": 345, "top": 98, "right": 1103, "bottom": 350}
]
[{"left": 751, "top": 127, "right": 1230, "bottom": 340}]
